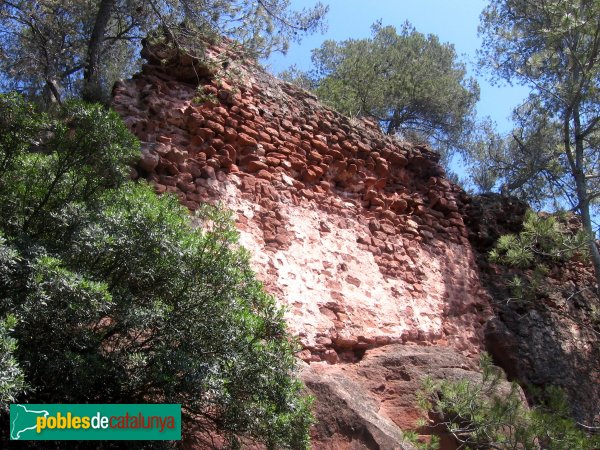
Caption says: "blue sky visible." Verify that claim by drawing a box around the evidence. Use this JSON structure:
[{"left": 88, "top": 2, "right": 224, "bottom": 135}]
[{"left": 264, "top": 0, "right": 530, "bottom": 133}]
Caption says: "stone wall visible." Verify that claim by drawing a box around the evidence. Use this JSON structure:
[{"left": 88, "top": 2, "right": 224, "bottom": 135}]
[
  {"left": 112, "top": 39, "right": 599, "bottom": 448},
  {"left": 113, "top": 40, "right": 491, "bottom": 364}
]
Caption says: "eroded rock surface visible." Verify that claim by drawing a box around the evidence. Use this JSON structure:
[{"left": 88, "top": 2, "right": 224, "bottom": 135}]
[
  {"left": 465, "top": 195, "right": 600, "bottom": 425},
  {"left": 302, "top": 345, "right": 497, "bottom": 450}
]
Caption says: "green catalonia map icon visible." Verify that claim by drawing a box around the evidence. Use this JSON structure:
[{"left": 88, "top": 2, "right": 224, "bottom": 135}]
[{"left": 10, "top": 404, "right": 49, "bottom": 440}]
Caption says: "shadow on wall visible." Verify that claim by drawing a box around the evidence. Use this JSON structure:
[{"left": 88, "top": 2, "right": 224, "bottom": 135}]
[{"left": 464, "top": 193, "right": 600, "bottom": 425}]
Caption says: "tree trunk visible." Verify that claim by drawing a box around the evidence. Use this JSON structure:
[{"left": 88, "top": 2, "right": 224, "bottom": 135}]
[
  {"left": 577, "top": 187, "right": 600, "bottom": 295},
  {"left": 386, "top": 109, "right": 400, "bottom": 135},
  {"left": 44, "top": 78, "right": 63, "bottom": 106},
  {"left": 572, "top": 107, "right": 600, "bottom": 296},
  {"left": 83, "top": 0, "right": 116, "bottom": 102}
]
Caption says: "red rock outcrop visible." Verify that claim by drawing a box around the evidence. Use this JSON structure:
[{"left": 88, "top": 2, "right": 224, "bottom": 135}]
[
  {"left": 301, "top": 345, "right": 502, "bottom": 450},
  {"left": 112, "top": 39, "right": 599, "bottom": 447}
]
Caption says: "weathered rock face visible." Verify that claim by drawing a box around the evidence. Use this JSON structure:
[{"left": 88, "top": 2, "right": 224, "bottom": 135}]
[
  {"left": 302, "top": 345, "right": 492, "bottom": 450},
  {"left": 465, "top": 195, "right": 600, "bottom": 425},
  {"left": 112, "top": 40, "right": 600, "bottom": 447},
  {"left": 185, "top": 346, "right": 492, "bottom": 450}
]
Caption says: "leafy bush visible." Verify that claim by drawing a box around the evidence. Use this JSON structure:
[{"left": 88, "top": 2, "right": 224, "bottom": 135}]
[
  {"left": 417, "top": 354, "right": 599, "bottom": 450},
  {"left": 0, "top": 93, "right": 312, "bottom": 448},
  {"left": 0, "top": 313, "right": 25, "bottom": 406}
]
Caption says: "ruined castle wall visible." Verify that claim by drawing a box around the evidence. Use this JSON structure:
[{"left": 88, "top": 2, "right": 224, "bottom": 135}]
[
  {"left": 112, "top": 42, "right": 492, "bottom": 365},
  {"left": 112, "top": 42, "right": 600, "bottom": 447}
]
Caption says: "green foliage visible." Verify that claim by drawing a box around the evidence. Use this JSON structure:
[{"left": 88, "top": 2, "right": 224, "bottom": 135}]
[
  {"left": 489, "top": 211, "right": 589, "bottom": 303},
  {"left": 292, "top": 21, "right": 479, "bottom": 163},
  {"left": 193, "top": 86, "right": 220, "bottom": 105},
  {"left": 0, "top": 95, "right": 139, "bottom": 239},
  {"left": 0, "top": 92, "right": 45, "bottom": 178},
  {"left": 490, "top": 211, "right": 588, "bottom": 268},
  {"left": 0, "top": 312, "right": 26, "bottom": 406},
  {"left": 0, "top": 0, "right": 328, "bottom": 103},
  {"left": 420, "top": 353, "right": 599, "bottom": 450},
  {"left": 0, "top": 93, "right": 312, "bottom": 448},
  {"left": 479, "top": 0, "right": 600, "bottom": 108},
  {"left": 279, "top": 64, "right": 316, "bottom": 92},
  {"left": 0, "top": 226, "right": 27, "bottom": 408},
  {"left": 465, "top": 99, "right": 571, "bottom": 209},
  {"left": 402, "top": 429, "right": 439, "bottom": 450},
  {"left": 477, "top": 0, "right": 600, "bottom": 292}
]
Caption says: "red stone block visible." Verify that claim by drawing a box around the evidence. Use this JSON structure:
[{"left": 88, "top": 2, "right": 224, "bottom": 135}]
[
  {"left": 289, "top": 155, "right": 306, "bottom": 170},
  {"left": 370, "top": 197, "right": 385, "bottom": 208},
  {"left": 391, "top": 199, "right": 408, "bottom": 213},
  {"left": 208, "top": 137, "right": 223, "bottom": 149},
  {"left": 202, "top": 84, "right": 218, "bottom": 96},
  {"left": 238, "top": 124, "right": 259, "bottom": 139},
  {"left": 196, "top": 128, "right": 215, "bottom": 140},
  {"left": 225, "top": 117, "right": 238, "bottom": 128},
  {"left": 265, "top": 157, "right": 281, "bottom": 167},
  {"left": 139, "top": 150, "right": 159, "bottom": 172},
  {"left": 246, "top": 160, "right": 269, "bottom": 172},
  {"left": 213, "top": 106, "right": 228, "bottom": 117},
  {"left": 265, "top": 127, "right": 280, "bottom": 138},
  {"left": 221, "top": 127, "right": 236, "bottom": 143},
  {"left": 205, "top": 120, "right": 224, "bottom": 135},
  {"left": 300, "top": 189, "right": 314, "bottom": 199},
  {"left": 302, "top": 168, "right": 319, "bottom": 183},
  {"left": 201, "top": 165, "right": 216, "bottom": 179},
  {"left": 239, "top": 109, "right": 254, "bottom": 120},
  {"left": 237, "top": 133, "right": 258, "bottom": 147},
  {"left": 257, "top": 130, "right": 271, "bottom": 142},
  {"left": 153, "top": 184, "right": 167, "bottom": 194},
  {"left": 311, "top": 139, "right": 328, "bottom": 153}
]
